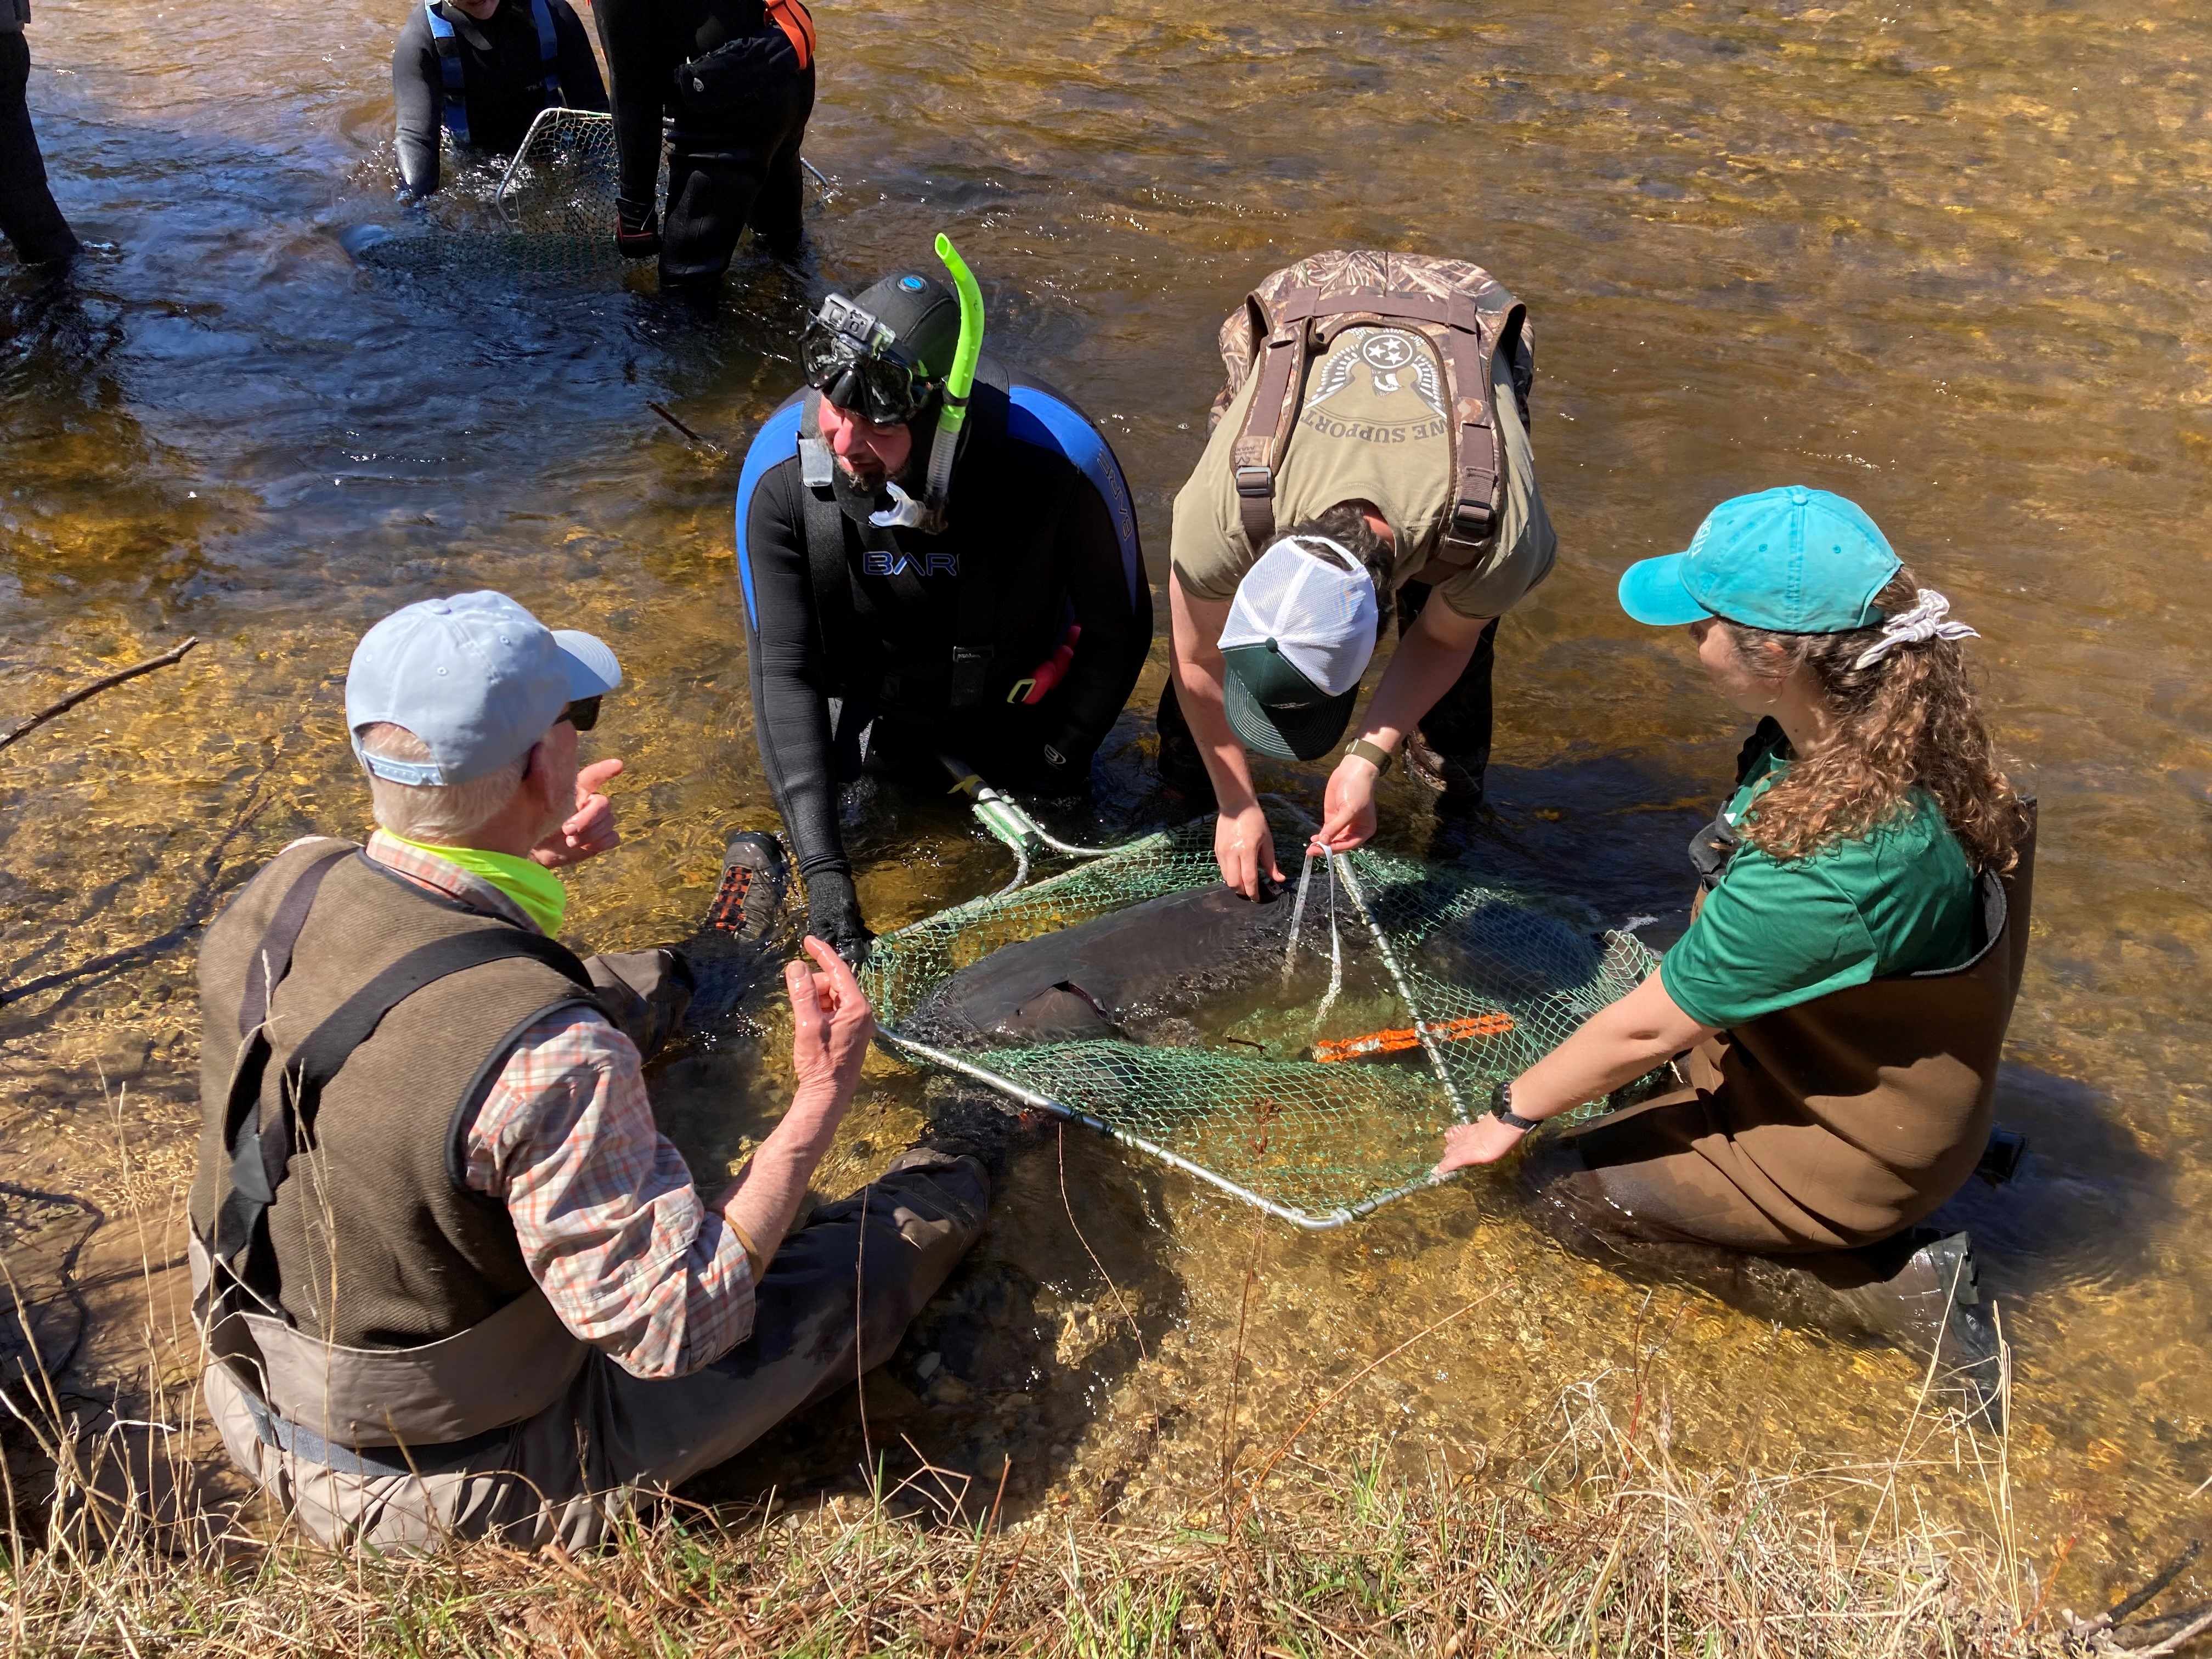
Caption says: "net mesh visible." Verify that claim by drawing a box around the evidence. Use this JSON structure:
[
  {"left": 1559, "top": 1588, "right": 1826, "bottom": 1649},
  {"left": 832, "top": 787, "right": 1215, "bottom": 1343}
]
[
  {"left": 863, "top": 818, "right": 1660, "bottom": 1226},
  {"left": 495, "top": 108, "right": 627, "bottom": 235},
  {"left": 345, "top": 111, "right": 638, "bottom": 283}
]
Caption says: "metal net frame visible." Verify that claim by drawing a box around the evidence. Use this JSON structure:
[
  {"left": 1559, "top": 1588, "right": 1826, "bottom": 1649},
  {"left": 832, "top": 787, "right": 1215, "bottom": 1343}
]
[
  {"left": 495, "top": 106, "right": 631, "bottom": 235},
  {"left": 862, "top": 817, "right": 1659, "bottom": 1229}
]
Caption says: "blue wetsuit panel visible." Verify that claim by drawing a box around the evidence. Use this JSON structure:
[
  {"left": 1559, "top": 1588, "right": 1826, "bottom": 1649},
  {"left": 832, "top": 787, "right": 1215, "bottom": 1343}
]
[
  {"left": 1005, "top": 386, "right": 1143, "bottom": 609},
  {"left": 733, "top": 397, "right": 806, "bottom": 629}
]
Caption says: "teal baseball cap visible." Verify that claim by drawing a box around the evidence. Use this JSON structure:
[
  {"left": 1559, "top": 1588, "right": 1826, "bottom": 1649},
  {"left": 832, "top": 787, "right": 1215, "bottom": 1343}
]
[{"left": 1618, "top": 486, "right": 1901, "bottom": 633}]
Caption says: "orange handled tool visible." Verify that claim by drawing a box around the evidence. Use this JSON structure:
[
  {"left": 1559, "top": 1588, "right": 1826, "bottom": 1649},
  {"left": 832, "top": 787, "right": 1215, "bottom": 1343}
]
[{"left": 1311, "top": 1011, "right": 1516, "bottom": 1064}]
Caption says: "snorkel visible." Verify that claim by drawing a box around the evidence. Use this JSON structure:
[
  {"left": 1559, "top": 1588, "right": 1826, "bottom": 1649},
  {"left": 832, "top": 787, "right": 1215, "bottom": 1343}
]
[{"left": 869, "top": 234, "right": 985, "bottom": 534}]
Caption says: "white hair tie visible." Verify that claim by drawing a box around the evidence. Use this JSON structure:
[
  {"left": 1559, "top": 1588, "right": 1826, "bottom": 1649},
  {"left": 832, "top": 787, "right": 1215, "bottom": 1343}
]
[{"left": 1853, "top": 588, "right": 1979, "bottom": 669}]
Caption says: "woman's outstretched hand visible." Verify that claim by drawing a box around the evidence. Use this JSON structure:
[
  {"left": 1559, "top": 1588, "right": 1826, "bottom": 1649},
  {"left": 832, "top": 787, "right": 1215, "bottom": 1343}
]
[{"left": 1435, "top": 1115, "right": 1528, "bottom": 1175}]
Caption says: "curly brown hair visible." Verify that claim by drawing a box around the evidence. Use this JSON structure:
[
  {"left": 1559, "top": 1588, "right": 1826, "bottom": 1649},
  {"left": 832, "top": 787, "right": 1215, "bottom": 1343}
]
[{"left": 1726, "top": 568, "right": 2024, "bottom": 871}]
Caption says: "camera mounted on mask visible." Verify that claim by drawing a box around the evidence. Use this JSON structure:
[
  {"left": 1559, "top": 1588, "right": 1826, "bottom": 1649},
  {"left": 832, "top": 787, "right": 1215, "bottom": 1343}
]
[{"left": 800, "top": 294, "right": 941, "bottom": 429}]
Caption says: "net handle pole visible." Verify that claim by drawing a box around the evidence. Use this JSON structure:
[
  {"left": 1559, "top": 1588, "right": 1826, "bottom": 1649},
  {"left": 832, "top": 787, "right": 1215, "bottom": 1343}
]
[
  {"left": 1328, "top": 849, "right": 1476, "bottom": 1125},
  {"left": 878, "top": 1031, "right": 1362, "bottom": 1231}
]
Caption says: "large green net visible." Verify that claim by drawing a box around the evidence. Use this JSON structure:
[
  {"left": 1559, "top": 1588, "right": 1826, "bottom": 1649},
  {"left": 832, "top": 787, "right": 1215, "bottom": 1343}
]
[{"left": 862, "top": 818, "right": 1660, "bottom": 1227}]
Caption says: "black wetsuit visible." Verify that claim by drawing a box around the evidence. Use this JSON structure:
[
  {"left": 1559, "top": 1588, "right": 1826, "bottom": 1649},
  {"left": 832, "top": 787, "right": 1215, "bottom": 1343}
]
[
  {"left": 592, "top": 0, "right": 813, "bottom": 286},
  {"left": 1, "top": 4, "right": 77, "bottom": 266},
  {"left": 392, "top": 0, "right": 607, "bottom": 199},
  {"left": 733, "top": 372, "right": 1151, "bottom": 891}
]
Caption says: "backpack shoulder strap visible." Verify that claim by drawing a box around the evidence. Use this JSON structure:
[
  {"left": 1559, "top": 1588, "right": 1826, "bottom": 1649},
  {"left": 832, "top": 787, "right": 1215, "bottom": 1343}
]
[
  {"left": 528, "top": 0, "right": 561, "bottom": 99},
  {"left": 425, "top": 2, "right": 471, "bottom": 145},
  {"left": 797, "top": 392, "right": 855, "bottom": 671},
  {"left": 1228, "top": 280, "right": 1321, "bottom": 554},
  {"left": 236, "top": 845, "right": 351, "bottom": 1039},
  {"left": 764, "top": 0, "right": 815, "bottom": 69}
]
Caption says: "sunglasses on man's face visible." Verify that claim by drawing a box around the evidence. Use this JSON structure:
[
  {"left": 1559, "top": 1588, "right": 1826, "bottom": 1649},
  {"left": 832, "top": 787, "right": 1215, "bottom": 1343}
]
[{"left": 561, "top": 696, "right": 602, "bottom": 732}]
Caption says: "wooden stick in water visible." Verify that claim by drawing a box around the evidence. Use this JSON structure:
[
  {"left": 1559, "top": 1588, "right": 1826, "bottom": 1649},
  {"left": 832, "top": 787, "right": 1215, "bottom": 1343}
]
[{"left": 0, "top": 637, "right": 200, "bottom": 754}]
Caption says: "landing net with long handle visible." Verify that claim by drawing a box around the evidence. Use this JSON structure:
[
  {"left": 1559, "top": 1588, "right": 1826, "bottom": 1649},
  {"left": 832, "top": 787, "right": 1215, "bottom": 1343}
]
[{"left": 862, "top": 816, "right": 1658, "bottom": 1229}]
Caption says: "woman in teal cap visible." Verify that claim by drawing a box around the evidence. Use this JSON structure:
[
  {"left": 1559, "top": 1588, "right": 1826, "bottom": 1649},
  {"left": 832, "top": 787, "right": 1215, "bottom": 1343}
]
[{"left": 1437, "top": 486, "right": 2033, "bottom": 1361}]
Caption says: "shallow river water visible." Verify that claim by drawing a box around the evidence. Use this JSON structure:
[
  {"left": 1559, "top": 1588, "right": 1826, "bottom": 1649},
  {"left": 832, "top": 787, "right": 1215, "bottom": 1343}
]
[{"left": 4, "top": 0, "right": 2210, "bottom": 1600}]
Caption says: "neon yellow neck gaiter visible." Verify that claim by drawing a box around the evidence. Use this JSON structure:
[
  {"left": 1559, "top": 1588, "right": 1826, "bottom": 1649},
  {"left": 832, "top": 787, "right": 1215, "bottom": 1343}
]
[{"left": 392, "top": 834, "right": 568, "bottom": 937}]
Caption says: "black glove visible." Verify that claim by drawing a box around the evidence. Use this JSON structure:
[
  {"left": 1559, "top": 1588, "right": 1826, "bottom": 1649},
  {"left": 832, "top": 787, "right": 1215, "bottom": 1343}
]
[
  {"left": 615, "top": 197, "right": 662, "bottom": 259},
  {"left": 804, "top": 868, "right": 873, "bottom": 968}
]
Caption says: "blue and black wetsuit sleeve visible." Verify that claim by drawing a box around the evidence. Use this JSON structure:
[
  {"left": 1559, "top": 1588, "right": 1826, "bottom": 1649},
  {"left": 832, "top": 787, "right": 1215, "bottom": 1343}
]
[
  {"left": 546, "top": 0, "right": 610, "bottom": 112},
  {"left": 588, "top": 0, "right": 672, "bottom": 212},
  {"left": 735, "top": 439, "right": 850, "bottom": 882},
  {"left": 392, "top": 6, "right": 445, "bottom": 198}
]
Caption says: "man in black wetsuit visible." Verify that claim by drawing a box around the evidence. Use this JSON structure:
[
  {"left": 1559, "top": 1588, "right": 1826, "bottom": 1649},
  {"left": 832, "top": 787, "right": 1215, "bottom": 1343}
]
[
  {"left": 392, "top": 0, "right": 607, "bottom": 200},
  {"left": 733, "top": 270, "right": 1152, "bottom": 962},
  {"left": 2, "top": 0, "right": 78, "bottom": 268},
  {"left": 594, "top": 0, "right": 814, "bottom": 291}
]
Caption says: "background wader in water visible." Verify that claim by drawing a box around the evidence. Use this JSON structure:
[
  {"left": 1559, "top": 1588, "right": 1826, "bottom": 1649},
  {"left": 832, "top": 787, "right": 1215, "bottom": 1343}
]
[
  {"left": 392, "top": 0, "right": 608, "bottom": 199},
  {"left": 1517, "top": 805, "right": 2038, "bottom": 1363},
  {"left": 1, "top": 1, "right": 80, "bottom": 268},
  {"left": 595, "top": 0, "right": 815, "bottom": 290},
  {"left": 190, "top": 836, "right": 986, "bottom": 1549}
]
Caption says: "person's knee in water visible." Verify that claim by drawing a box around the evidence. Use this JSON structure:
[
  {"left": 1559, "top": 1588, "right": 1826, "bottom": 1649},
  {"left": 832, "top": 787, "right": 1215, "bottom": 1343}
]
[
  {"left": 1, "top": 2, "right": 81, "bottom": 268},
  {"left": 391, "top": 0, "right": 609, "bottom": 200},
  {"left": 591, "top": 0, "right": 815, "bottom": 291},
  {"left": 1161, "top": 250, "right": 1555, "bottom": 896},
  {"left": 731, "top": 251, "right": 1151, "bottom": 966},
  {"left": 1434, "top": 486, "right": 2033, "bottom": 1398},
  {"left": 188, "top": 590, "right": 995, "bottom": 1550}
]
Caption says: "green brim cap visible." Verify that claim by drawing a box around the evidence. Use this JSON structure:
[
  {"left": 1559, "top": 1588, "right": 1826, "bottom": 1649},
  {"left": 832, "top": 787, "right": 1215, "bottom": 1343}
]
[{"left": 1222, "top": 641, "right": 1358, "bottom": 762}]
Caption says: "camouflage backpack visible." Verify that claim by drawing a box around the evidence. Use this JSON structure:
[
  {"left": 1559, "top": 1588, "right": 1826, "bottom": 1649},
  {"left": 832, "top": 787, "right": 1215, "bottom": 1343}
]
[{"left": 1208, "top": 250, "right": 1535, "bottom": 557}]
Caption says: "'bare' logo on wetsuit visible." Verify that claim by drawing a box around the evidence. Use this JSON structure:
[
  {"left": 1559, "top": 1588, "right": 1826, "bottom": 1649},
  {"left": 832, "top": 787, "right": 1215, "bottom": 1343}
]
[{"left": 863, "top": 550, "right": 960, "bottom": 578}]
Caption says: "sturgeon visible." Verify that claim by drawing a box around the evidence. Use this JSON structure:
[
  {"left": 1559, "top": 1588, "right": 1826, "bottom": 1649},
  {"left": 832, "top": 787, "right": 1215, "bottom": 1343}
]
[{"left": 905, "top": 884, "right": 1299, "bottom": 1048}]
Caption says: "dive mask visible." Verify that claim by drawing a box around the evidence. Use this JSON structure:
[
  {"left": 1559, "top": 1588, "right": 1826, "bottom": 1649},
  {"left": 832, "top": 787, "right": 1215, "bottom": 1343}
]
[{"left": 801, "top": 294, "right": 936, "bottom": 426}]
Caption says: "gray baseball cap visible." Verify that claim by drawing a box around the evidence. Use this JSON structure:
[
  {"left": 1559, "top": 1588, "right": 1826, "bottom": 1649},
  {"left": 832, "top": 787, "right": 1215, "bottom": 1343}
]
[{"left": 345, "top": 591, "right": 622, "bottom": 786}]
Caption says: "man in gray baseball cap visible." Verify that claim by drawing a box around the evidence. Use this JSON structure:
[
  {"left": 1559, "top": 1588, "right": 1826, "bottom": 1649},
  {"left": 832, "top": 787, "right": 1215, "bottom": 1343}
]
[{"left": 186, "top": 589, "right": 999, "bottom": 1550}]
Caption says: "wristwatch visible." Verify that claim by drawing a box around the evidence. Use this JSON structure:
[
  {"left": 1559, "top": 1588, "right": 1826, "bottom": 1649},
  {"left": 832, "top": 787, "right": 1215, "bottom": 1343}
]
[
  {"left": 1345, "top": 737, "right": 1394, "bottom": 775},
  {"left": 1489, "top": 1075, "right": 1538, "bottom": 1132}
]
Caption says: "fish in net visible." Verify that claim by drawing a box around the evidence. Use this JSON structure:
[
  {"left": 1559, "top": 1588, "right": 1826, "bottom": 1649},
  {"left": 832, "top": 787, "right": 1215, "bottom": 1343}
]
[{"left": 862, "top": 817, "right": 1660, "bottom": 1228}]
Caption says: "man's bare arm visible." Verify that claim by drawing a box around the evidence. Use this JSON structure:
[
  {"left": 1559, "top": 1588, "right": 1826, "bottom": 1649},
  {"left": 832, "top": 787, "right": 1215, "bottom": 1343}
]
[
  {"left": 1169, "top": 576, "right": 1283, "bottom": 896},
  {"left": 718, "top": 937, "right": 874, "bottom": 1270}
]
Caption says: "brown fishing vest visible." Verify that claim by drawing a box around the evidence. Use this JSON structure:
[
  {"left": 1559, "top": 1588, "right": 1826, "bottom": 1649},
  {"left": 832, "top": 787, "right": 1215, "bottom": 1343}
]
[
  {"left": 1209, "top": 249, "right": 1534, "bottom": 556},
  {"left": 1692, "top": 805, "right": 2039, "bottom": 1248},
  {"left": 188, "top": 837, "right": 601, "bottom": 1446}
]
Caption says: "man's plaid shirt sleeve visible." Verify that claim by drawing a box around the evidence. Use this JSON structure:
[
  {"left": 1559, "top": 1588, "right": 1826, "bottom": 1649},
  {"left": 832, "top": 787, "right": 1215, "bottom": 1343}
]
[{"left": 464, "top": 1008, "right": 754, "bottom": 1380}]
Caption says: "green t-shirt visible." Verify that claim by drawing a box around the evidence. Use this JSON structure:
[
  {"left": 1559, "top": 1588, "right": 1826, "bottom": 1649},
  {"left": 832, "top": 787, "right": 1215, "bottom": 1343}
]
[{"left": 1658, "top": 731, "right": 1978, "bottom": 1030}]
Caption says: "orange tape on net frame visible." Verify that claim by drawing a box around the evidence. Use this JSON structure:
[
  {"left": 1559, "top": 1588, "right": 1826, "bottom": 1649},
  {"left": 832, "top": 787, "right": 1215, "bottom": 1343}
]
[{"left": 1310, "top": 1011, "right": 1517, "bottom": 1064}]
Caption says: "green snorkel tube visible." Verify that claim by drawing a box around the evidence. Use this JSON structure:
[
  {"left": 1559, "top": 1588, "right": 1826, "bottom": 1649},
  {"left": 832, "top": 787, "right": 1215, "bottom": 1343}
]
[{"left": 873, "top": 234, "right": 985, "bottom": 534}]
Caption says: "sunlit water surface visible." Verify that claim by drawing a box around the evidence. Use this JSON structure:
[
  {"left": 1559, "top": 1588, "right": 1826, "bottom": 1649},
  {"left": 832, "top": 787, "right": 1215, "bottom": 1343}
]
[{"left": 4, "top": 0, "right": 2210, "bottom": 1599}]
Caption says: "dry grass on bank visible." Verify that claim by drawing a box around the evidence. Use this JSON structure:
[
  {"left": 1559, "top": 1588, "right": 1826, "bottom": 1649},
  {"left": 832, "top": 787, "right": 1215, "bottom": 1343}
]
[{"left": 5, "top": 1355, "right": 2145, "bottom": 1659}]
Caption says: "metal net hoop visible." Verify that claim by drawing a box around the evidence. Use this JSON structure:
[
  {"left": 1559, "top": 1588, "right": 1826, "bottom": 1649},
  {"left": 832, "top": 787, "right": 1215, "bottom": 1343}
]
[{"left": 862, "top": 818, "right": 1660, "bottom": 1228}]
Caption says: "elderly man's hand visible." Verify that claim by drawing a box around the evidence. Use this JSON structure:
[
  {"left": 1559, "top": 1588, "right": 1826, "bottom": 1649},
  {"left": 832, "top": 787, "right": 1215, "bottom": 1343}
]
[
  {"left": 532, "top": 758, "right": 624, "bottom": 869},
  {"left": 787, "top": 936, "right": 875, "bottom": 1109}
]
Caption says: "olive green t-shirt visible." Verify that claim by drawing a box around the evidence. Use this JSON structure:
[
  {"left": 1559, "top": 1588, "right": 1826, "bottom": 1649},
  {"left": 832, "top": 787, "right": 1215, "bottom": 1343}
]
[
  {"left": 1170, "top": 324, "right": 1556, "bottom": 619},
  {"left": 1659, "top": 731, "right": 1979, "bottom": 1030}
]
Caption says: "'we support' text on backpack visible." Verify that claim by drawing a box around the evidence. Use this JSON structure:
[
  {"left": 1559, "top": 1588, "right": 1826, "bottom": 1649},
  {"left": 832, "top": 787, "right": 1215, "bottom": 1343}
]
[{"left": 1208, "top": 250, "right": 1535, "bottom": 558}]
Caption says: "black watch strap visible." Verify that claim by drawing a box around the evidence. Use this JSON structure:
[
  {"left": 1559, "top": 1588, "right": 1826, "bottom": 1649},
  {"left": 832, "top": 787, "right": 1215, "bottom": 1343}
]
[{"left": 1489, "top": 1075, "right": 1538, "bottom": 1132}]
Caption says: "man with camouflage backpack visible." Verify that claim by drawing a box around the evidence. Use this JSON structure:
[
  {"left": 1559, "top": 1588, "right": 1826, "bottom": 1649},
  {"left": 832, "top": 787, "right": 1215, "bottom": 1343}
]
[{"left": 1160, "top": 250, "right": 1557, "bottom": 896}]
